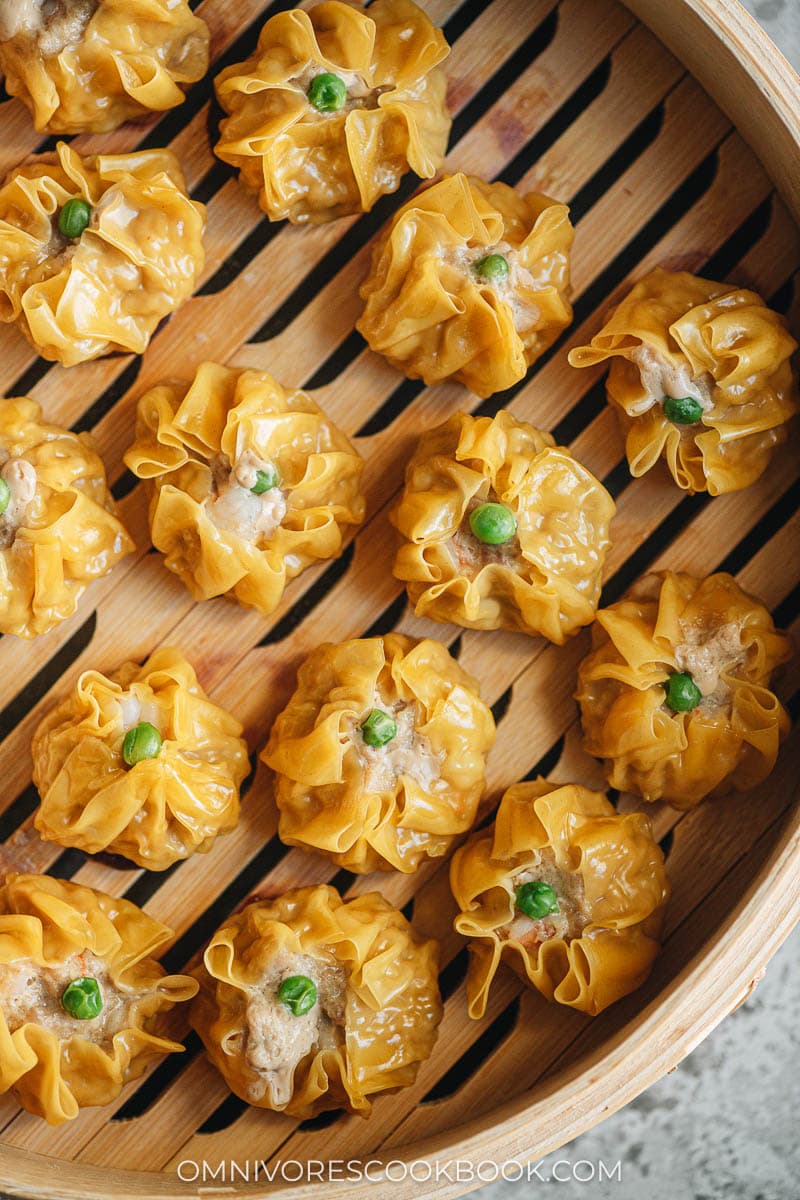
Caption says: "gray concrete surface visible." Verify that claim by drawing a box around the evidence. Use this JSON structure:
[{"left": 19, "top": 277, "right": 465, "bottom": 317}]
[{"left": 472, "top": 5, "right": 799, "bottom": 1198}]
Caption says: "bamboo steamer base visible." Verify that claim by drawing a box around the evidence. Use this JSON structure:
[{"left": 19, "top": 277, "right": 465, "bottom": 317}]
[{"left": 0, "top": 0, "right": 798, "bottom": 1196}]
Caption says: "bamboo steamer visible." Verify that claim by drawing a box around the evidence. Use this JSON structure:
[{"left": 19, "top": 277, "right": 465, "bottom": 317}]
[{"left": 0, "top": 0, "right": 797, "bottom": 1196}]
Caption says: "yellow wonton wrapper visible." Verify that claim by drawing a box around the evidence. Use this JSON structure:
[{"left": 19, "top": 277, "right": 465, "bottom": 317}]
[
  {"left": 190, "top": 885, "right": 442, "bottom": 1118},
  {"left": 0, "top": 396, "right": 133, "bottom": 638},
  {"left": 576, "top": 571, "right": 793, "bottom": 808},
  {"left": 124, "top": 362, "right": 366, "bottom": 616},
  {"left": 357, "top": 173, "right": 574, "bottom": 398},
  {"left": 451, "top": 779, "right": 669, "bottom": 1018},
  {"left": 0, "top": 0, "right": 209, "bottom": 134},
  {"left": 214, "top": 0, "right": 451, "bottom": 224},
  {"left": 0, "top": 873, "right": 197, "bottom": 1124},
  {"left": 0, "top": 141, "right": 205, "bottom": 365},
  {"left": 32, "top": 646, "right": 250, "bottom": 870},
  {"left": 568, "top": 268, "right": 799, "bottom": 495},
  {"left": 391, "top": 409, "right": 615, "bottom": 641},
  {"left": 262, "top": 634, "right": 496, "bottom": 873}
]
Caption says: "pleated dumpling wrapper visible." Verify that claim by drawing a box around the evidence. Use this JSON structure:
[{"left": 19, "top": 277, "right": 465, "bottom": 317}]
[
  {"left": 0, "top": 141, "right": 205, "bottom": 365},
  {"left": 0, "top": 0, "right": 209, "bottom": 134},
  {"left": 568, "top": 268, "right": 799, "bottom": 495},
  {"left": 124, "top": 362, "right": 366, "bottom": 616},
  {"left": 190, "top": 885, "right": 442, "bottom": 1117},
  {"left": 391, "top": 409, "right": 615, "bottom": 641},
  {"left": 357, "top": 173, "right": 574, "bottom": 398},
  {"left": 450, "top": 779, "right": 669, "bottom": 1018},
  {"left": 262, "top": 634, "right": 496, "bottom": 873},
  {"left": 576, "top": 571, "right": 793, "bottom": 809},
  {"left": 0, "top": 396, "right": 133, "bottom": 638},
  {"left": 32, "top": 647, "right": 250, "bottom": 870},
  {"left": 213, "top": 0, "right": 451, "bottom": 224},
  {"left": 0, "top": 873, "right": 197, "bottom": 1124}
]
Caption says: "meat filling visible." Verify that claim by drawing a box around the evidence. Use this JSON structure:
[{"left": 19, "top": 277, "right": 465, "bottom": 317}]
[
  {"left": 0, "top": 950, "right": 144, "bottom": 1045},
  {"left": 0, "top": 455, "right": 37, "bottom": 549},
  {"left": 627, "top": 344, "right": 713, "bottom": 419},
  {"left": 294, "top": 62, "right": 387, "bottom": 113},
  {"left": 446, "top": 240, "right": 543, "bottom": 333},
  {"left": 674, "top": 619, "right": 749, "bottom": 708},
  {"left": 500, "top": 849, "right": 587, "bottom": 950},
  {"left": 207, "top": 450, "right": 287, "bottom": 544},
  {"left": 114, "top": 687, "right": 162, "bottom": 736},
  {"left": 0, "top": 0, "right": 98, "bottom": 54},
  {"left": 239, "top": 949, "right": 346, "bottom": 1107},
  {"left": 353, "top": 698, "right": 443, "bottom": 794},
  {"left": 449, "top": 495, "right": 520, "bottom": 578}
]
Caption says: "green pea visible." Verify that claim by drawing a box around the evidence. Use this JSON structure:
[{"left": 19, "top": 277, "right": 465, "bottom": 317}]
[
  {"left": 58, "top": 198, "right": 92, "bottom": 240},
  {"left": 665, "top": 671, "right": 702, "bottom": 712},
  {"left": 122, "top": 721, "right": 162, "bottom": 766},
  {"left": 277, "top": 974, "right": 318, "bottom": 1016},
  {"left": 61, "top": 976, "right": 103, "bottom": 1020},
  {"left": 307, "top": 72, "right": 347, "bottom": 113},
  {"left": 663, "top": 396, "right": 703, "bottom": 425},
  {"left": 250, "top": 464, "right": 280, "bottom": 494},
  {"left": 474, "top": 253, "right": 509, "bottom": 282},
  {"left": 0, "top": 478, "right": 10, "bottom": 517},
  {"left": 515, "top": 881, "right": 559, "bottom": 920},
  {"left": 468, "top": 501, "right": 516, "bottom": 546},
  {"left": 360, "top": 708, "right": 397, "bottom": 748}
]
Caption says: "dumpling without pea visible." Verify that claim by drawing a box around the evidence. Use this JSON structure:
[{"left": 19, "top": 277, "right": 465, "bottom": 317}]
[
  {"left": 262, "top": 633, "right": 495, "bottom": 873},
  {"left": 0, "top": 873, "right": 197, "bottom": 1124},
  {"left": 0, "top": 396, "right": 133, "bottom": 638},
  {"left": 450, "top": 779, "right": 669, "bottom": 1017},
  {"left": 124, "top": 362, "right": 365, "bottom": 617},
  {"left": 32, "top": 646, "right": 250, "bottom": 870},
  {"left": 0, "top": 0, "right": 209, "bottom": 134},
  {"left": 190, "top": 885, "right": 442, "bottom": 1117}
]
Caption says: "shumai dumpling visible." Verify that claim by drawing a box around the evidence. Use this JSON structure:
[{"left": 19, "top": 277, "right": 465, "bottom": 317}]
[
  {"left": 262, "top": 634, "right": 495, "bottom": 873},
  {"left": 391, "top": 410, "right": 615, "bottom": 642},
  {"left": 0, "top": 0, "right": 209, "bottom": 134},
  {"left": 576, "top": 571, "right": 793, "bottom": 809},
  {"left": 32, "top": 646, "right": 250, "bottom": 870},
  {"left": 190, "top": 885, "right": 442, "bottom": 1117},
  {"left": 124, "top": 362, "right": 366, "bottom": 616},
  {"left": 0, "top": 396, "right": 133, "bottom": 638},
  {"left": 213, "top": 0, "right": 451, "bottom": 224},
  {"left": 0, "top": 873, "right": 197, "bottom": 1124},
  {"left": 0, "top": 141, "right": 205, "bottom": 365},
  {"left": 450, "top": 779, "right": 669, "bottom": 1018},
  {"left": 568, "top": 268, "right": 799, "bottom": 495},
  {"left": 357, "top": 173, "right": 574, "bottom": 398}
]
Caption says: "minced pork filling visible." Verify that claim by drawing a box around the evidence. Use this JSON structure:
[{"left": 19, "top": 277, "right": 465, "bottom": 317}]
[
  {"left": 501, "top": 847, "right": 588, "bottom": 950},
  {"left": 673, "top": 619, "right": 749, "bottom": 708},
  {"left": 207, "top": 450, "right": 287, "bottom": 543},
  {"left": 446, "top": 239, "right": 542, "bottom": 333},
  {"left": 0, "top": 0, "right": 98, "bottom": 54},
  {"left": 626, "top": 343, "right": 713, "bottom": 419},
  {"left": 0, "top": 949, "right": 144, "bottom": 1045},
  {"left": 449, "top": 494, "right": 520, "bottom": 578},
  {"left": 0, "top": 455, "right": 37, "bottom": 549},
  {"left": 353, "top": 697, "right": 443, "bottom": 795},
  {"left": 238, "top": 948, "right": 347, "bottom": 1107}
]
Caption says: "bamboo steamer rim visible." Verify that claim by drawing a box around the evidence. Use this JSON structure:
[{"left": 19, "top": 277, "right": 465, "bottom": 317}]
[{"left": 0, "top": 0, "right": 798, "bottom": 1196}]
